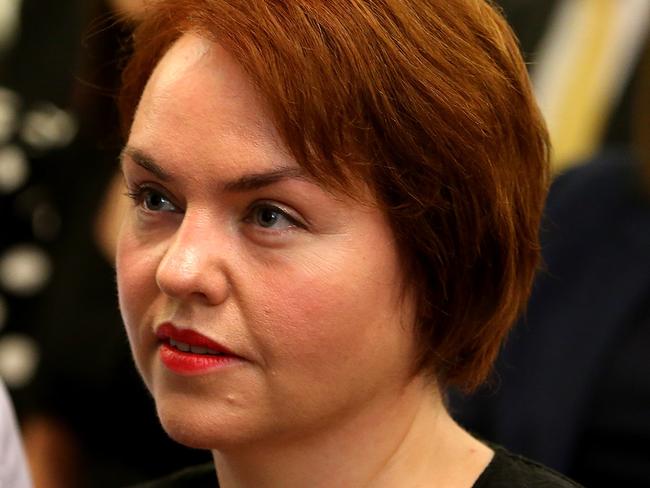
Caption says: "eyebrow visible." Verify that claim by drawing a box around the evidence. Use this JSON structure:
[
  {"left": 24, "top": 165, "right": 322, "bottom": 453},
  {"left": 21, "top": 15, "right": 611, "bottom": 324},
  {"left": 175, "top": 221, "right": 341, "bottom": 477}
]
[
  {"left": 120, "top": 146, "right": 309, "bottom": 192},
  {"left": 120, "top": 147, "right": 171, "bottom": 181}
]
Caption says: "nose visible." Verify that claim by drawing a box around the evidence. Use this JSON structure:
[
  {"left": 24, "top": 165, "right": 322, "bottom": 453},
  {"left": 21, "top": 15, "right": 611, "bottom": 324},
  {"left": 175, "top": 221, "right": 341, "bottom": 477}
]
[{"left": 155, "top": 213, "right": 231, "bottom": 306}]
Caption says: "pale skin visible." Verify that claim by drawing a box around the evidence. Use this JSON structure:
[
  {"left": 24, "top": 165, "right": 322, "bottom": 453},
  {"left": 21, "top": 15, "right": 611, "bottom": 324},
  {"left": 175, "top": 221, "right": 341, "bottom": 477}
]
[{"left": 116, "top": 34, "right": 493, "bottom": 488}]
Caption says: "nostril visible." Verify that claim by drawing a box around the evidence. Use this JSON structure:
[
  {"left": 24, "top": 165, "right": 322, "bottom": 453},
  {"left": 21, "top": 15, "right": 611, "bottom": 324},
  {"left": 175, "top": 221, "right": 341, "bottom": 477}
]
[
  {"left": 155, "top": 241, "right": 204, "bottom": 292},
  {"left": 155, "top": 260, "right": 230, "bottom": 306},
  {"left": 153, "top": 224, "right": 232, "bottom": 305}
]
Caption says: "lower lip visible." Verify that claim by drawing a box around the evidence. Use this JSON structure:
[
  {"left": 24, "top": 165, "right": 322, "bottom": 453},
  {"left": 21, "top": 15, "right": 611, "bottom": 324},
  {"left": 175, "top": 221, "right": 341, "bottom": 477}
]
[{"left": 159, "top": 343, "right": 240, "bottom": 375}]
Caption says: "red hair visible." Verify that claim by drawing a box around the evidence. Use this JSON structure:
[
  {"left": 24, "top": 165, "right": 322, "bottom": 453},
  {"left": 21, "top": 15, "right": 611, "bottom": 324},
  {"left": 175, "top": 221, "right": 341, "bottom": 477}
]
[{"left": 119, "top": 0, "right": 549, "bottom": 391}]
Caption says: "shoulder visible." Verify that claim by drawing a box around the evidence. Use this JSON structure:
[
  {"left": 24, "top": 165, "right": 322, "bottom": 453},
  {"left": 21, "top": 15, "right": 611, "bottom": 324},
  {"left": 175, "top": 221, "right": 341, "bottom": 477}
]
[
  {"left": 474, "top": 445, "right": 583, "bottom": 488},
  {"left": 130, "top": 463, "right": 217, "bottom": 488}
]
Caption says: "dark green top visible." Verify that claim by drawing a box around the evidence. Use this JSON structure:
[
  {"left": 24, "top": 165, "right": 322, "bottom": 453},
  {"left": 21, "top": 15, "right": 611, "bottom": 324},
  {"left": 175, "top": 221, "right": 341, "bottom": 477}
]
[{"left": 132, "top": 445, "right": 583, "bottom": 487}]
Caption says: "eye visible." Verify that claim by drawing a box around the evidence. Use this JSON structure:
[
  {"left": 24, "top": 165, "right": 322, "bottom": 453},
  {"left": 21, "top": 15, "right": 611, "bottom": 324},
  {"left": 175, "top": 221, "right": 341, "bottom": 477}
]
[
  {"left": 126, "top": 185, "right": 180, "bottom": 213},
  {"left": 246, "top": 202, "right": 304, "bottom": 230}
]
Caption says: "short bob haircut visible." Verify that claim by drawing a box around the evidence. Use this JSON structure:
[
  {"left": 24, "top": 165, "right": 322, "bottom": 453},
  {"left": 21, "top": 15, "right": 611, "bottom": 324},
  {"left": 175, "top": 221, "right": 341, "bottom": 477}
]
[{"left": 119, "top": 0, "right": 549, "bottom": 391}]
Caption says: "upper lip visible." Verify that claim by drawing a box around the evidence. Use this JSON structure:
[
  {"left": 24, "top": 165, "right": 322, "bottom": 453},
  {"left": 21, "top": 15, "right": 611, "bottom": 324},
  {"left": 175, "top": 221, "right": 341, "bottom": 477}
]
[{"left": 155, "top": 322, "right": 238, "bottom": 356}]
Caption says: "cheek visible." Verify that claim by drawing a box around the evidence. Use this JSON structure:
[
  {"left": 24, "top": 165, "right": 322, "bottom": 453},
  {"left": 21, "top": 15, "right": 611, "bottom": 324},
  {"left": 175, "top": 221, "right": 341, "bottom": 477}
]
[
  {"left": 248, "top": 239, "right": 412, "bottom": 372},
  {"left": 115, "top": 229, "right": 158, "bottom": 348}
]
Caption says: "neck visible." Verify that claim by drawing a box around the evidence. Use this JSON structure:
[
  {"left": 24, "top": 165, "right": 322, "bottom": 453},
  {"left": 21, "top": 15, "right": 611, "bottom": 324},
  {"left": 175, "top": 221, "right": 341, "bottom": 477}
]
[{"left": 212, "top": 376, "right": 493, "bottom": 488}]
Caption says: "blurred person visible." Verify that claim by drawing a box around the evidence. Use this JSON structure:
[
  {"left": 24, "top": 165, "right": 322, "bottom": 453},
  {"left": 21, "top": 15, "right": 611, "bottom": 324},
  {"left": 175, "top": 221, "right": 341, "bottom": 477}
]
[
  {"left": 452, "top": 32, "right": 650, "bottom": 488},
  {"left": 113, "top": 1, "right": 581, "bottom": 486},
  {"left": 1, "top": 379, "right": 32, "bottom": 488}
]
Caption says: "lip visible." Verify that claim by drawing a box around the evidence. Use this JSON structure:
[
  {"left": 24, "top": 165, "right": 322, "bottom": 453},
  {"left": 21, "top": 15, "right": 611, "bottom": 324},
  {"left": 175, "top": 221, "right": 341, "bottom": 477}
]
[{"left": 155, "top": 322, "right": 242, "bottom": 375}]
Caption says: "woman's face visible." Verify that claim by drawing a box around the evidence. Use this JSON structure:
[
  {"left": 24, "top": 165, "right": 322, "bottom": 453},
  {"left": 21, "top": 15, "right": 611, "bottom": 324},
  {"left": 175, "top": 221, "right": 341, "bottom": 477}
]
[{"left": 116, "top": 34, "right": 419, "bottom": 449}]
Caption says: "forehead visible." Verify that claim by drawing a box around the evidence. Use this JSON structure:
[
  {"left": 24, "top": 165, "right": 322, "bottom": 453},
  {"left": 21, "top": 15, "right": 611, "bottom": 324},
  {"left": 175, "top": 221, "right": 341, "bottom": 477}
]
[
  {"left": 146, "top": 34, "right": 213, "bottom": 92},
  {"left": 129, "top": 33, "right": 290, "bottom": 175},
  {"left": 142, "top": 33, "right": 249, "bottom": 107},
  {"left": 129, "top": 33, "right": 372, "bottom": 200}
]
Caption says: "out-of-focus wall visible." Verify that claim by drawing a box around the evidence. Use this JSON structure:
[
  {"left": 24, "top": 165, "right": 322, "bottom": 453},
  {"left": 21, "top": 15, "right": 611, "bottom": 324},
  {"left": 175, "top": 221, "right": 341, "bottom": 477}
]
[{"left": 499, "top": 0, "right": 650, "bottom": 172}]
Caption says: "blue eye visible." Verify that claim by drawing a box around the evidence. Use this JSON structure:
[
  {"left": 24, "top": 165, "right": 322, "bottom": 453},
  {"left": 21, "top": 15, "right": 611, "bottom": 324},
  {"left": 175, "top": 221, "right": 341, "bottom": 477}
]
[
  {"left": 256, "top": 206, "right": 282, "bottom": 227},
  {"left": 248, "top": 203, "right": 301, "bottom": 230},
  {"left": 127, "top": 186, "right": 179, "bottom": 213},
  {"left": 143, "top": 190, "right": 176, "bottom": 212}
]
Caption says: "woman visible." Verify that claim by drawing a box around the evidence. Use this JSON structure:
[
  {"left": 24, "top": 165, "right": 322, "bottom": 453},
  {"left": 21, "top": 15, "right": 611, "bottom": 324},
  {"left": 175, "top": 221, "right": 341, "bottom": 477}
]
[{"left": 115, "top": 1, "right": 579, "bottom": 486}]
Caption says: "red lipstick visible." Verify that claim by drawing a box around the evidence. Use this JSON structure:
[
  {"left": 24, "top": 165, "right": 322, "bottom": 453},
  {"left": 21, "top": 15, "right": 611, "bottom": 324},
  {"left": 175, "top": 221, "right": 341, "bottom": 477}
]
[{"left": 155, "top": 322, "right": 241, "bottom": 375}]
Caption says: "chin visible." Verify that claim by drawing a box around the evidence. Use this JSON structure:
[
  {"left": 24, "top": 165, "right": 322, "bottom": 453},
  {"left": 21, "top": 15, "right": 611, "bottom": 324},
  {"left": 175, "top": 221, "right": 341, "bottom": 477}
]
[
  {"left": 158, "top": 410, "right": 219, "bottom": 450},
  {"left": 153, "top": 390, "right": 271, "bottom": 451}
]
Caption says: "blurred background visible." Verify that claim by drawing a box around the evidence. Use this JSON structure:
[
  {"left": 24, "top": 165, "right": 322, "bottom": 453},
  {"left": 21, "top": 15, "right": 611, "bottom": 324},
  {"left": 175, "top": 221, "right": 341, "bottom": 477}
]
[
  {"left": 0, "top": 1, "right": 211, "bottom": 486},
  {"left": 0, "top": 0, "right": 648, "bottom": 486}
]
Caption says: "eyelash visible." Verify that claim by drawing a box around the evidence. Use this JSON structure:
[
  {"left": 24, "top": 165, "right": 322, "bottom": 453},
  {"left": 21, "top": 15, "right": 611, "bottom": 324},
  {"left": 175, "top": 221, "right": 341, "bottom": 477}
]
[
  {"left": 126, "top": 184, "right": 179, "bottom": 213},
  {"left": 245, "top": 201, "right": 306, "bottom": 230},
  {"left": 124, "top": 183, "right": 306, "bottom": 230}
]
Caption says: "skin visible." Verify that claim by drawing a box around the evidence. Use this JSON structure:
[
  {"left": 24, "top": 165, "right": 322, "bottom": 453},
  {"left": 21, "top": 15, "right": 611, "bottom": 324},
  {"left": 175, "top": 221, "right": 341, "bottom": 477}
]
[{"left": 116, "top": 34, "right": 493, "bottom": 488}]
